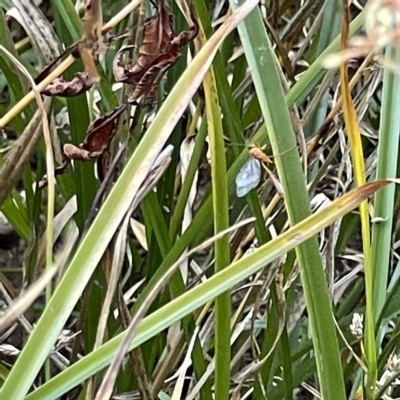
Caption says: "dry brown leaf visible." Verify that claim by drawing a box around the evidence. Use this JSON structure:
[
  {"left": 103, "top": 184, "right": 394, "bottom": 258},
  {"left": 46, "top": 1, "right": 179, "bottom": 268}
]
[
  {"left": 37, "top": 0, "right": 103, "bottom": 93},
  {"left": 63, "top": 104, "right": 125, "bottom": 161},
  {"left": 129, "top": 47, "right": 181, "bottom": 102},
  {"left": 83, "top": 104, "right": 126, "bottom": 154},
  {"left": 112, "top": 45, "right": 134, "bottom": 82},
  {"left": 63, "top": 143, "right": 97, "bottom": 161},
  {"left": 41, "top": 105, "right": 126, "bottom": 185},
  {"left": 130, "top": 2, "right": 174, "bottom": 77},
  {"left": 113, "top": 0, "right": 198, "bottom": 103},
  {"left": 41, "top": 72, "right": 93, "bottom": 97}
]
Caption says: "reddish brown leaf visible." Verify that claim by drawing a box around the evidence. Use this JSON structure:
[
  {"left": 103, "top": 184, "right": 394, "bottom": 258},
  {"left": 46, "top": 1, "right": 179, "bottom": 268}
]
[
  {"left": 41, "top": 72, "right": 93, "bottom": 97},
  {"left": 113, "top": 2, "right": 174, "bottom": 86},
  {"left": 113, "top": 1, "right": 198, "bottom": 103},
  {"left": 128, "top": 47, "right": 180, "bottom": 103},
  {"left": 40, "top": 105, "right": 125, "bottom": 183},
  {"left": 170, "top": 4, "right": 198, "bottom": 47},
  {"left": 129, "top": 3, "right": 173, "bottom": 77},
  {"left": 63, "top": 143, "right": 98, "bottom": 160},
  {"left": 62, "top": 104, "right": 126, "bottom": 163},
  {"left": 97, "top": 149, "right": 111, "bottom": 181},
  {"left": 82, "top": 104, "right": 126, "bottom": 154},
  {"left": 112, "top": 45, "right": 136, "bottom": 83}
]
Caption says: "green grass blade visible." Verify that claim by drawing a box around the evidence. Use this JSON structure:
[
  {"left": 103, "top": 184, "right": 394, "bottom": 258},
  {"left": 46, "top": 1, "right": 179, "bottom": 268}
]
[
  {"left": 371, "top": 46, "right": 400, "bottom": 321},
  {"left": 203, "top": 67, "right": 231, "bottom": 399},
  {"left": 229, "top": 2, "right": 346, "bottom": 399}
]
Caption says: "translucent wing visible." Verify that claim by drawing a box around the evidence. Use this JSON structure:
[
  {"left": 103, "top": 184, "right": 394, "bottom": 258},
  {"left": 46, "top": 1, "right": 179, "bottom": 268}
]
[{"left": 236, "top": 158, "right": 261, "bottom": 197}]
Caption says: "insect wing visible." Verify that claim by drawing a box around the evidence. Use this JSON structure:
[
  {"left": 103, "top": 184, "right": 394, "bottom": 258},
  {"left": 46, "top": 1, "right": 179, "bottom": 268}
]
[{"left": 236, "top": 158, "right": 261, "bottom": 197}]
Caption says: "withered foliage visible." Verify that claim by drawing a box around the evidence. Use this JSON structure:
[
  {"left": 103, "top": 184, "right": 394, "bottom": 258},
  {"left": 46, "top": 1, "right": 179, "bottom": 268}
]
[
  {"left": 37, "top": 0, "right": 103, "bottom": 96},
  {"left": 113, "top": 0, "right": 198, "bottom": 103},
  {"left": 68, "top": 104, "right": 126, "bottom": 181},
  {"left": 63, "top": 104, "right": 126, "bottom": 161},
  {"left": 38, "top": 0, "right": 197, "bottom": 100},
  {"left": 37, "top": 43, "right": 96, "bottom": 97},
  {"left": 33, "top": 41, "right": 92, "bottom": 97},
  {"left": 40, "top": 105, "right": 126, "bottom": 186},
  {"left": 40, "top": 72, "right": 93, "bottom": 97}
]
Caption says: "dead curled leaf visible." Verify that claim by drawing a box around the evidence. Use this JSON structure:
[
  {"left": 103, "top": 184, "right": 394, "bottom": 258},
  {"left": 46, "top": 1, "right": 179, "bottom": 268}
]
[
  {"left": 113, "top": 0, "right": 198, "bottom": 103},
  {"left": 40, "top": 105, "right": 126, "bottom": 186},
  {"left": 63, "top": 143, "right": 97, "bottom": 161},
  {"left": 63, "top": 104, "right": 126, "bottom": 161},
  {"left": 34, "top": 43, "right": 79, "bottom": 86},
  {"left": 38, "top": 0, "right": 103, "bottom": 96},
  {"left": 40, "top": 72, "right": 93, "bottom": 97}
]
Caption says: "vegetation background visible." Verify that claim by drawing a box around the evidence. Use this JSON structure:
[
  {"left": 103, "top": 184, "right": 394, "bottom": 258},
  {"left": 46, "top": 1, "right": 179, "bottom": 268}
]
[{"left": 0, "top": 0, "right": 400, "bottom": 399}]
